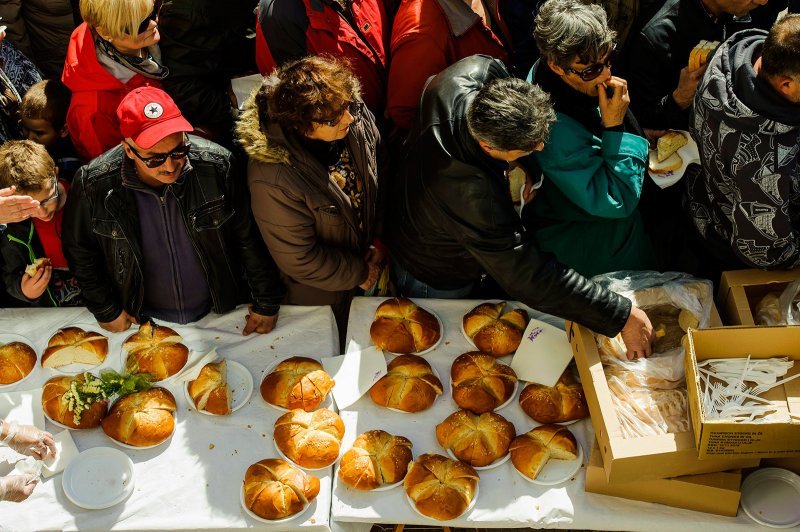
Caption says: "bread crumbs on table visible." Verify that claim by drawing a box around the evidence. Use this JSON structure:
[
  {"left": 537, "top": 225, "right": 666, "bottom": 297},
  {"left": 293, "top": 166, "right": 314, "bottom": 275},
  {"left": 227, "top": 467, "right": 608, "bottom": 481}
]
[
  {"left": 247, "top": 424, "right": 252, "bottom": 428},
  {"left": 209, "top": 443, "right": 215, "bottom": 450},
  {"left": 262, "top": 433, "right": 267, "bottom": 438}
]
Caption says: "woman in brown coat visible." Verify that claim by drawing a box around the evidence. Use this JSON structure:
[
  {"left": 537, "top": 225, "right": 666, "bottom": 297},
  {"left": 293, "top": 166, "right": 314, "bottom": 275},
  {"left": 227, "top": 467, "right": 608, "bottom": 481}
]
[{"left": 237, "top": 56, "right": 384, "bottom": 338}]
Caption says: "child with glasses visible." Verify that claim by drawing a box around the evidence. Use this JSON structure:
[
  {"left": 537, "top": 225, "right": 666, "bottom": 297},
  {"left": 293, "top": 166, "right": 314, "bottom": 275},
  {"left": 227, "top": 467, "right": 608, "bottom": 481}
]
[{"left": 0, "top": 140, "right": 83, "bottom": 307}]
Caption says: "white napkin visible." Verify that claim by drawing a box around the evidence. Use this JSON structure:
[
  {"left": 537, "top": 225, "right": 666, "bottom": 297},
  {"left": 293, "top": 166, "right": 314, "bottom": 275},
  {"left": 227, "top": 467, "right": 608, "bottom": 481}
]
[
  {"left": 510, "top": 319, "right": 574, "bottom": 386},
  {"left": 321, "top": 347, "right": 387, "bottom": 410},
  {"left": 42, "top": 430, "right": 79, "bottom": 478},
  {"left": 170, "top": 348, "right": 219, "bottom": 383},
  {"left": 0, "top": 388, "right": 45, "bottom": 464}
]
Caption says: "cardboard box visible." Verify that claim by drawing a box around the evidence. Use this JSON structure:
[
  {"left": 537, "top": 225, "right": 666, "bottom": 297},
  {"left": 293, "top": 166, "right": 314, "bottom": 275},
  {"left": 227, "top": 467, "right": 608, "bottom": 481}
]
[
  {"left": 568, "top": 307, "right": 760, "bottom": 483},
  {"left": 686, "top": 326, "right": 800, "bottom": 459},
  {"left": 718, "top": 269, "right": 800, "bottom": 326},
  {"left": 762, "top": 456, "right": 800, "bottom": 476},
  {"left": 585, "top": 440, "right": 742, "bottom": 516}
]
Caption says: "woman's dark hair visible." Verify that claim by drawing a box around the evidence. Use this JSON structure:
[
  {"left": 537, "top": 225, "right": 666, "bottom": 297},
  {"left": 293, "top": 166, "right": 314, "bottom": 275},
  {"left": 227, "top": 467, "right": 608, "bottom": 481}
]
[{"left": 255, "top": 55, "right": 361, "bottom": 135}]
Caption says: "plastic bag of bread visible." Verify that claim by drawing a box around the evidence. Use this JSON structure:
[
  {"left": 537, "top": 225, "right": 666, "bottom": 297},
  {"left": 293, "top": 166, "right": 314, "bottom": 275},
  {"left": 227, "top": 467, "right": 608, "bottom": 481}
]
[
  {"left": 602, "top": 347, "right": 685, "bottom": 390},
  {"left": 754, "top": 280, "right": 800, "bottom": 326},
  {"left": 591, "top": 271, "right": 713, "bottom": 362},
  {"left": 607, "top": 376, "right": 690, "bottom": 438}
]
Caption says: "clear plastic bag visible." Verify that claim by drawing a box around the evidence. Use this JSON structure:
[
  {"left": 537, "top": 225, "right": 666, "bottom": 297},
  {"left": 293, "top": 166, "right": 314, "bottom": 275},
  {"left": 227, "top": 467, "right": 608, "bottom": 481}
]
[
  {"left": 591, "top": 271, "right": 711, "bottom": 438},
  {"left": 755, "top": 292, "right": 783, "bottom": 326},
  {"left": 754, "top": 280, "right": 800, "bottom": 326}
]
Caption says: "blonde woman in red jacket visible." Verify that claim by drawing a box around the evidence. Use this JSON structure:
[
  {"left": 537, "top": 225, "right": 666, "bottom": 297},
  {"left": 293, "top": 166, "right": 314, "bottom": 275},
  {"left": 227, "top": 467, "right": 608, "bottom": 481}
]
[{"left": 62, "top": 0, "right": 166, "bottom": 161}]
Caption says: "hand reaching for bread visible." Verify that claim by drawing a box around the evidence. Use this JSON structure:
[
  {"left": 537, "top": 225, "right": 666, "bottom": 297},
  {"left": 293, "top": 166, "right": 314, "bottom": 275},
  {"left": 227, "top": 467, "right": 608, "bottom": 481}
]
[
  {"left": 99, "top": 310, "right": 138, "bottom": 333},
  {"left": 620, "top": 305, "right": 653, "bottom": 360},
  {"left": 598, "top": 76, "right": 629, "bottom": 128}
]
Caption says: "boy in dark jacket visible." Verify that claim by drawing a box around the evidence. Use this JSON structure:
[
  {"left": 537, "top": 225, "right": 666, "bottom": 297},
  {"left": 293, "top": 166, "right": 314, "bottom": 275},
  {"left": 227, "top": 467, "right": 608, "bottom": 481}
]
[
  {"left": 0, "top": 140, "right": 82, "bottom": 306},
  {"left": 19, "top": 80, "right": 82, "bottom": 182}
]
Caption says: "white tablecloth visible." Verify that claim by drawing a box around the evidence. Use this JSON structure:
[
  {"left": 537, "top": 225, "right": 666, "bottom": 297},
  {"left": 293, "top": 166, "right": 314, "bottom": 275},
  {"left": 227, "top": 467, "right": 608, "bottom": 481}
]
[
  {"left": 0, "top": 305, "right": 338, "bottom": 532},
  {"left": 331, "top": 297, "right": 762, "bottom": 530}
]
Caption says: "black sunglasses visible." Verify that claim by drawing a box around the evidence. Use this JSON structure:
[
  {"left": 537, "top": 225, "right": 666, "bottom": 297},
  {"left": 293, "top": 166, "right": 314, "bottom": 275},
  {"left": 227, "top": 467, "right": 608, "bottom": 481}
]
[
  {"left": 126, "top": 139, "right": 191, "bottom": 168},
  {"left": 137, "top": 0, "right": 163, "bottom": 35},
  {"left": 566, "top": 42, "right": 617, "bottom": 82},
  {"left": 312, "top": 101, "right": 363, "bottom": 127}
]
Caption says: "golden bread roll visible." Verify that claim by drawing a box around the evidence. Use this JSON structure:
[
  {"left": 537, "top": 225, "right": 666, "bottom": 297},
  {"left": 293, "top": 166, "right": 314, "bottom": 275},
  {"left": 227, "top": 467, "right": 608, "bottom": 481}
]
[
  {"left": 0, "top": 341, "right": 36, "bottom": 384},
  {"left": 404, "top": 453, "right": 479, "bottom": 521},
  {"left": 435, "top": 409, "right": 515, "bottom": 467},
  {"left": 42, "top": 327, "right": 108, "bottom": 368},
  {"left": 369, "top": 354, "right": 442, "bottom": 412},
  {"left": 124, "top": 321, "right": 188, "bottom": 381},
  {"left": 260, "top": 356, "right": 334, "bottom": 411},
  {"left": 338, "top": 430, "right": 413, "bottom": 490},
  {"left": 656, "top": 131, "right": 688, "bottom": 162},
  {"left": 519, "top": 369, "right": 589, "bottom": 423},
  {"left": 451, "top": 352, "right": 517, "bottom": 413},
  {"left": 509, "top": 424, "right": 578, "bottom": 480},
  {"left": 25, "top": 257, "right": 50, "bottom": 277},
  {"left": 462, "top": 302, "right": 528, "bottom": 357},
  {"left": 41, "top": 374, "right": 107, "bottom": 429},
  {"left": 370, "top": 297, "right": 441, "bottom": 354},
  {"left": 273, "top": 408, "right": 345, "bottom": 469},
  {"left": 101, "top": 388, "right": 176, "bottom": 446},
  {"left": 188, "top": 360, "right": 231, "bottom": 415},
  {"left": 243, "top": 458, "right": 320, "bottom": 520}
]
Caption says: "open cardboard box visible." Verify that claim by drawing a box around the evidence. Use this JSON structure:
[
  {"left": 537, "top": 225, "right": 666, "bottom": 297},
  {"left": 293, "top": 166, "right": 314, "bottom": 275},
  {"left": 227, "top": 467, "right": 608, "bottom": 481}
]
[
  {"left": 718, "top": 269, "right": 800, "bottom": 325},
  {"left": 585, "top": 439, "right": 742, "bottom": 516},
  {"left": 686, "top": 326, "right": 800, "bottom": 459},
  {"left": 568, "top": 306, "right": 760, "bottom": 483}
]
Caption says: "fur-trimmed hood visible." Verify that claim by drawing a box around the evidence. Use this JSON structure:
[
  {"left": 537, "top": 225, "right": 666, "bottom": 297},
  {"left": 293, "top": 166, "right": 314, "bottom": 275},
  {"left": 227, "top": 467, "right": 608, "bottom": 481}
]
[{"left": 235, "top": 89, "right": 291, "bottom": 165}]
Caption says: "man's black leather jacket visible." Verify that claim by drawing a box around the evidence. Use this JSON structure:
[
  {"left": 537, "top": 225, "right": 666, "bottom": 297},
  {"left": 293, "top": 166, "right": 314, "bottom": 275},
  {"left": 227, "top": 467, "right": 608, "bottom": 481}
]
[{"left": 62, "top": 135, "right": 284, "bottom": 323}]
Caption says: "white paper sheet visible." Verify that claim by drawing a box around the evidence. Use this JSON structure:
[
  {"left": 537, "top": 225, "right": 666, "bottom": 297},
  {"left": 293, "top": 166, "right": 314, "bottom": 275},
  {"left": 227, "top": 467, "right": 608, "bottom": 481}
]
[
  {"left": 42, "top": 430, "right": 79, "bottom": 478},
  {"left": 321, "top": 347, "right": 387, "bottom": 410},
  {"left": 510, "top": 319, "right": 574, "bottom": 386}
]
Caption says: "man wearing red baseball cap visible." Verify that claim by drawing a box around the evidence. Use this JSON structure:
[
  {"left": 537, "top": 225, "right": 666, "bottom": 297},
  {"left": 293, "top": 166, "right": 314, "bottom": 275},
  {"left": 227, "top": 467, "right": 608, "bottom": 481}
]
[{"left": 62, "top": 86, "right": 285, "bottom": 334}]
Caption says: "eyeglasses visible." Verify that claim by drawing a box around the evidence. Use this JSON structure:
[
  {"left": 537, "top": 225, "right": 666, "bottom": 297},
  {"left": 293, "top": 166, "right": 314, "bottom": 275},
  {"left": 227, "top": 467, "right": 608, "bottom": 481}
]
[
  {"left": 137, "top": 0, "right": 162, "bottom": 35},
  {"left": 39, "top": 174, "right": 59, "bottom": 206},
  {"left": 126, "top": 139, "right": 191, "bottom": 168},
  {"left": 312, "top": 101, "right": 363, "bottom": 127},
  {"left": 565, "top": 42, "right": 617, "bottom": 81}
]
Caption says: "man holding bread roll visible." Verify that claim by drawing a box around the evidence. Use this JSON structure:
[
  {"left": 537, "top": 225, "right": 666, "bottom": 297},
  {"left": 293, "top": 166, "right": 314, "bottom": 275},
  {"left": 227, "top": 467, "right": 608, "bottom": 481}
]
[
  {"left": 386, "top": 54, "right": 654, "bottom": 360},
  {"left": 686, "top": 15, "right": 800, "bottom": 274},
  {"left": 63, "top": 87, "right": 284, "bottom": 335},
  {"left": 624, "top": 0, "right": 786, "bottom": 130}
]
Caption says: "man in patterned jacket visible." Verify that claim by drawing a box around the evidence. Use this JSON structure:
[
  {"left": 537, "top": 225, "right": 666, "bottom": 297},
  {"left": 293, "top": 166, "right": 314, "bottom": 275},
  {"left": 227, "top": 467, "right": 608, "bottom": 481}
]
[{"left": 687, "top": 15, "right": 800, "bottom": 275}]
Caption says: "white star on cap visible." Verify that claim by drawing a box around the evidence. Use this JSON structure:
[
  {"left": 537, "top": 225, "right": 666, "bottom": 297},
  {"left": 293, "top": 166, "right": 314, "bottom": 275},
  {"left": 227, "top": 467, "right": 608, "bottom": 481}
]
[{"left": 143, "top": 102, "right": 164, "bottom": 119}]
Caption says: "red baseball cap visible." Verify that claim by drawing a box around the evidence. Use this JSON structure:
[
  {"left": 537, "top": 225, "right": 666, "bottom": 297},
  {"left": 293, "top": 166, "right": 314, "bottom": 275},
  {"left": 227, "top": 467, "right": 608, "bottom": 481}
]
[{"left": 117, "top": 86, "right": 193, "bottom": 149}]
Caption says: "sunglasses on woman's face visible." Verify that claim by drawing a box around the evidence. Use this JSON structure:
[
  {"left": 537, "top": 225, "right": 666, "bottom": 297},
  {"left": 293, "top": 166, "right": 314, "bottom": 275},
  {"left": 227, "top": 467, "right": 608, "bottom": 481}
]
[
  {"left": 312, "top": 101, "right": 363, "bottom": 127},
  {"left": 137, "top": 0, "right": 163, "bottom": 35},
  {"left": 565, "top": 42, "right": 617, "bottom": 82}
]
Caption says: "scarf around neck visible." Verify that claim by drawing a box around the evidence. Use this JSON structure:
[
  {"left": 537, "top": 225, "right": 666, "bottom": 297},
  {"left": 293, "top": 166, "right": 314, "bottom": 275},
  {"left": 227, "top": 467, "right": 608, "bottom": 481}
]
[{"left": 93, "top": 28, "right": 169, "bottom": 80}]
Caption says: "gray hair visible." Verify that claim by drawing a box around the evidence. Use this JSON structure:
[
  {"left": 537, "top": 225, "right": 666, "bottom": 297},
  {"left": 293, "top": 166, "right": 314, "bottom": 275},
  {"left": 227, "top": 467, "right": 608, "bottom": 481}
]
[
  {"left": 466, "top": 77, "right": 556, "bottom": 152},
  {"left": 534, "top": 0, "right": 616, "bottom": 70}
]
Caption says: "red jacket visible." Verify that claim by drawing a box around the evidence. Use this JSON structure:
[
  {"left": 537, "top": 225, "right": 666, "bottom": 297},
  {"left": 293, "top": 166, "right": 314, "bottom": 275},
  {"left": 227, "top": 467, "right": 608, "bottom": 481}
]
[
  {"left": 388, "top": 0, "right": 511, "bottom": 129},
  {"left": 62, "top": 23, "right": 163, "bottom": 161},
  {"left": 256, "top": 0, "right": 389, "bottom": 116}
]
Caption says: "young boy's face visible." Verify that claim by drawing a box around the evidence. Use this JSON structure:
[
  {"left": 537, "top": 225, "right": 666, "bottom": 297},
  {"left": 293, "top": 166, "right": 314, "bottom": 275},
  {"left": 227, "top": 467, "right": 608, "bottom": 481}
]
[
  {"left": 26, "top": 174, "right": 64, "bottom": 222},
  {"left": 20, "top": 117, "right": 65, "bottom": 149}
]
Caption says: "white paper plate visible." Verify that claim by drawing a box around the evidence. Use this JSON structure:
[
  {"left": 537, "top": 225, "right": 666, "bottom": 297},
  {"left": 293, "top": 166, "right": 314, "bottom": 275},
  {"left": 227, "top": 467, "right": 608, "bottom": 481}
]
[
  {"left": 375, "top": 304, "right": 444, "bottom": 356},
  {"left": 513, "top": 440, "right": 583, "bottom": 485},
  {"left": 240, "top": 484, "right": 317, "bottom": 524},
  {"left": 385, "top": 363, "right": 443, "bottom": 414},
  {"left": 62, "top": 447, "right": 134, "bottom": 510},
  {"left": 44, "top": 323, "right": 111, "bottom": 375},
  {"left": 647, "top": 130, "right": 700, "bottom": 188},
  {"left": 405, "top": 482, "right": 479, "bottom": 521},
  {"left": 0, "top": 333, "right": 38, "bottom": 389},
  {"left": 259, "top": 357, "right": 333, "bottom": 412},
  {"left": 274, "top": 439, "right": 342, "bottom": 471},
  {"left": 450, "top": 372, "right": 519, "bottom": 412},
  {"left": 184, "top": 360, "right": 253, "bottom": 415},
  {"left": 741, "top": 468, "right": 800, "bottom": 528},
  {"left": 445, "top": 448, "right": 510, "bottom": 471}
]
